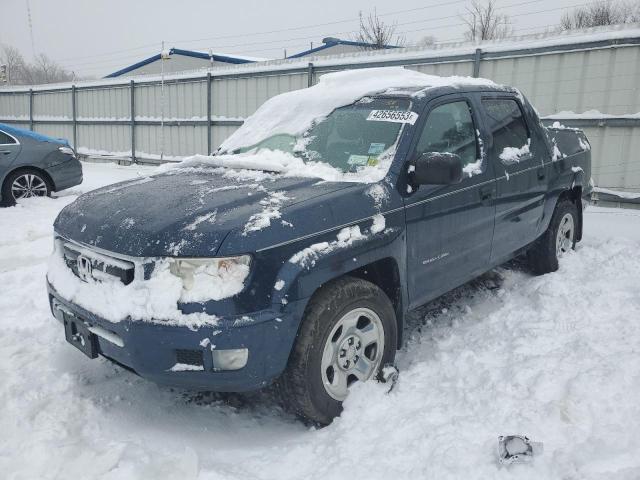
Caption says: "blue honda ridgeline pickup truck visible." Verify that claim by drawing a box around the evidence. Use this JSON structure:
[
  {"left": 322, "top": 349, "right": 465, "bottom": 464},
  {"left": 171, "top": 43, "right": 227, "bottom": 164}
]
[{"left": 47, "top": 68, "right": 591, "bottom": 425}]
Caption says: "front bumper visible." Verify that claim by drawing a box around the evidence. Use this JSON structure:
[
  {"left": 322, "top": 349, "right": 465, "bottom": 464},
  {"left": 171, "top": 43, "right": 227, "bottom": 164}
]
[
  {"left": 47, "top": 282, "right": 306, "bottom": 392},
  {"left": 46, "top": 157, "right": 83, "bottom": 192}
]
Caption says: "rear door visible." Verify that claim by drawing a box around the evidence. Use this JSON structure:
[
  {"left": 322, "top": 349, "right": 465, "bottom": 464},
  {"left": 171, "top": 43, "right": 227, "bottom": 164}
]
[
  {"left": 479, "top": 96, "right": 547, "bottom": 264},
  {"left": 404, "top": 94, "right": 497, "bottom": 309},
  {"left": 0, "top": 129, "right": 21, "bottom": 167}
]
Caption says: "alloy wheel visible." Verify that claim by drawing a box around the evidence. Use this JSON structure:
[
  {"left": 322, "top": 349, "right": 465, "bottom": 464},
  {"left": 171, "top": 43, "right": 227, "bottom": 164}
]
[{"left": 11, "top": 174, "right": 48, "bottom": 200}]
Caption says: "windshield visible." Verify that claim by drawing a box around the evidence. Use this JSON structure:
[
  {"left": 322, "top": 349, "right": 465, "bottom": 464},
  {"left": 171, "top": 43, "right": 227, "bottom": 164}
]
[{"left": 235, "top": 97, "right": 413, "bottom": 174}]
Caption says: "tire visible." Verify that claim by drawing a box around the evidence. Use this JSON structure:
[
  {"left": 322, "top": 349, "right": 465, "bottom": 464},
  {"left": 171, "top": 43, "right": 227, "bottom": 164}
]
[
  {"left": 278, "top": 276, "right": 397, "bottom": 425},
  {"left": 1, "top": 169, "right": 52, "bottom": 207},
  {"left": 527, "top": 199, "right": 578, "bottom": 275}
]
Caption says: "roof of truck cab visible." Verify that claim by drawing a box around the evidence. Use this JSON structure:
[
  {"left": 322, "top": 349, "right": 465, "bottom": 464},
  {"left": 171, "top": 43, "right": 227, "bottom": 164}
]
[{"left": 368, "top": 83, "right": 519, "bottom": 103}]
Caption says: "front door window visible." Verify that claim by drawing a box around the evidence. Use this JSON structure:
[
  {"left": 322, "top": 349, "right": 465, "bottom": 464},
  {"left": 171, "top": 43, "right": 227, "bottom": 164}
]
[{"left": 415, "top": 101, "right": 479, "bottom": 169}]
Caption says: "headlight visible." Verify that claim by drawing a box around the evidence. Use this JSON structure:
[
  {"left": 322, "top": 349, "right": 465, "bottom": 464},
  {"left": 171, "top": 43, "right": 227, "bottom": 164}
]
[
  {"left": 169, "top": 256, "right": 251, "bottom": 301},
  {"left": 58, "top": 146, "right": 75, "bottom": 156}
]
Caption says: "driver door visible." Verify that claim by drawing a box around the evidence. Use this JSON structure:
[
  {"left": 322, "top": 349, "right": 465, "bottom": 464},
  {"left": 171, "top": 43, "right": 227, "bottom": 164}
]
[{"left": 404, "top": 94, "right": 497, "bottom": 309}]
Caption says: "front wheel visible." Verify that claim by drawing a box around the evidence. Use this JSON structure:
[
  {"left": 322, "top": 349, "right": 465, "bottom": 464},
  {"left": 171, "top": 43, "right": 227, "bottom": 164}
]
[
  {"left": 527, "top": 199, "right": 578, "bottom": 274},
  {"left": 278, "top": 276, "right": 397, "bottom": 425},
  {"left": 1, "top": 169, "right": 52, "bottom": 206}
]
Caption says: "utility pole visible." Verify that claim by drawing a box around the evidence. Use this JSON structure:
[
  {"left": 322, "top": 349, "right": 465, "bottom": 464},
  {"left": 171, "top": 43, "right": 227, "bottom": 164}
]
[{"left": 25, "top": 0, "right": 36, "bottom": 57}]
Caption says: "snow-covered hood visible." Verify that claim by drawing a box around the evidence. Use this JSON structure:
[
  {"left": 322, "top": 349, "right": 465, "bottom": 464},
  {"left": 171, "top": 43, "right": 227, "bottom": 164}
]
[{"left": 53, "top": 167, "right": 351, "bottom": 258}]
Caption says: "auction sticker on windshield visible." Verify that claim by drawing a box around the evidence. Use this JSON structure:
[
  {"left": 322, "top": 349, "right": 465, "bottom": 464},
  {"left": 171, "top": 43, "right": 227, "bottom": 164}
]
[{"left": 367, "top": 110, "right": 418, "bottom": 124}]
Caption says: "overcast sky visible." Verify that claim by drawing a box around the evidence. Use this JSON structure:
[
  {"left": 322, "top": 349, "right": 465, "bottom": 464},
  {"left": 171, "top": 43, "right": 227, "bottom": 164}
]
[{"left": 2, "top": 0, "right": 587, "bottom": 77}]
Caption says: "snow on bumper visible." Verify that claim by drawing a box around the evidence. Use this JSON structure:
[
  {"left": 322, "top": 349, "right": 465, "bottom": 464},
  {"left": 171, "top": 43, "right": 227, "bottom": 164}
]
[{"left": 47, "top": 282, "right": 305, "bottom": 392}]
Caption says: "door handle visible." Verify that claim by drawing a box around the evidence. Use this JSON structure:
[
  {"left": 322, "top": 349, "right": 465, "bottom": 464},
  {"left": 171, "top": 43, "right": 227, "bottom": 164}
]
[
  {"left": 479, "top": 186, "right": 493, "bottom": 201},
  {"left": 537, "top": 167, "right": 545, "bottom": 180},
  {"left": 0, "top": 150, "right": 11, "bottom": 154}
]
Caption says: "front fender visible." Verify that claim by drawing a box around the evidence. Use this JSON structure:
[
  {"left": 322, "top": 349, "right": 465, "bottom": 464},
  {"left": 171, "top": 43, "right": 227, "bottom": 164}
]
[{"left": 270, "top": 210, "right": 406, "bottom": 308}]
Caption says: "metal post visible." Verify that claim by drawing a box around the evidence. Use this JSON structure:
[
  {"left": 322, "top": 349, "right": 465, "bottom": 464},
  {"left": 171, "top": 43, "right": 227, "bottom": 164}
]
[
  {"left": 307, "top": 62, "right": 314, "bottom": 87},
  {"left": 28, "top": 88, "right": 34, "bottom": 131},
  {"left": 473, "top": 48, "right": 482, "bottom": 78},
  {"left": 206, "top": 72, "right": 212, "bottom": 155},
  {"left": 160, "top": 41, "right": 165, "bottom": 163},
  {"left": 71, "top": 85, "right": 77, "bottom": 149},
  {"left": 130, "top": 80, "right": 136, "bottom": 164}
]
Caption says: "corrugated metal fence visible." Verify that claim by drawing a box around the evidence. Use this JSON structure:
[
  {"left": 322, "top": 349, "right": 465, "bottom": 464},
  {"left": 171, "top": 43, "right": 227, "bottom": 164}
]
[{"left": 1, "top": 28, "right": 639, "bottom": 191}]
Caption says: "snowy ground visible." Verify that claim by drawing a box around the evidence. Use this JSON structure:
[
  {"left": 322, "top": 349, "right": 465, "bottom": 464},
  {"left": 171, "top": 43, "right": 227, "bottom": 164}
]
[{"left": 1, "top": 162, "right": 639, "bottom": 479}]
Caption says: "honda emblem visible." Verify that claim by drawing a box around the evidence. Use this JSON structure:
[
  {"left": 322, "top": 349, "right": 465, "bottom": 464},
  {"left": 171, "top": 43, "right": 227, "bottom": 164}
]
[{"left": 76, "top": 254, "right": 93, "bottom": 282}]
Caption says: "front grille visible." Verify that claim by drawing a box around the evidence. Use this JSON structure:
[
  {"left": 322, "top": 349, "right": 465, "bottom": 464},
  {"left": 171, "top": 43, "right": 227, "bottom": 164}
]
[
  {"left": 175, "top": 349, "right": 204, "bottom": 367},
  {"left": 63, "top": 242, "right": 135, "bottom": 285}
]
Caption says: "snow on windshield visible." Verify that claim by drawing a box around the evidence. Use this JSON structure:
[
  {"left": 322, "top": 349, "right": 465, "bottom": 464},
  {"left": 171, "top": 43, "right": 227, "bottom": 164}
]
[{"left": 162, "top": 68, "right": 497, "bottom": 184}]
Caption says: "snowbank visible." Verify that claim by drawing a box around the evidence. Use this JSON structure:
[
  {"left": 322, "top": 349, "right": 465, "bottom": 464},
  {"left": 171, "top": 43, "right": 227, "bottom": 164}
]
[
  {"left": 2, "top": 162, "right": 640, "bottom": 479},
  {"left": 594, "top": 186, "right": 640, "bottom": 199},
  {"left": 544, "top": 109, "right": 640, "bottom": 120}
]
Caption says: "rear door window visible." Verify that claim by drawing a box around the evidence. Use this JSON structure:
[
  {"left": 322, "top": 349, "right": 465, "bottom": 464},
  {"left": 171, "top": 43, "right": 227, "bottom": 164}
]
[
  {"left": 0, "top": 130, "right": 17, "bottom": 145},
  {"left": 482, "top": 99, "right": 530, "bottom": 165}
]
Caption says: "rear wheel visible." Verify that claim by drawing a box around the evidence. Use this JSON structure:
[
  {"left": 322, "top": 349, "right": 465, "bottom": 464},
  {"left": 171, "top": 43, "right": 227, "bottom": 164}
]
[
  {"left": 527, "top": 199, "right": 578, "bottom": 274},
  {"left": 1, "top": 169, "right": 52, "bottom": 206},
  {"left": 278, "top": 276, "right": 397, "bottom": 425}
]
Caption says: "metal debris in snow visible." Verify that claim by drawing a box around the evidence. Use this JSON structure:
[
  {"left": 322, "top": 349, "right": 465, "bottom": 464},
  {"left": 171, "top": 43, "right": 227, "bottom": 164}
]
[
  {"left": 378, "top": 364, "right": 399, "bottom": 393},
  {"left": 498, "top": 435, "right": 544, "bottom": 465}
]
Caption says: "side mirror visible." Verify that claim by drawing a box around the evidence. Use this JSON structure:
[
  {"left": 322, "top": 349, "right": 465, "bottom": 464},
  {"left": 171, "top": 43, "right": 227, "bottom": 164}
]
[{"left": 412, "top": 152, "right": 464, "bottom": 185}]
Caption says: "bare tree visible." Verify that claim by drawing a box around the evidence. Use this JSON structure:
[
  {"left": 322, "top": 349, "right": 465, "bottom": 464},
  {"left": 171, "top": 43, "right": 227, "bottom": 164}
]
[
  {"left": 32, "top": 54, "right": 74, "bottom": 84},
  {"left": 0, "top": 44, "right": 74, "bottom": 85},
  {"left": 560, "top": 1, "right": 640, "bottom": 30},
  {"left": 0, "top": 45, "right": 29, "bottom": 84},
  {"left": 417, "top": 35, "right": 437, "bottom": 48},
  {"left": 462, "top": 0, "right": 511, "bottom": 42},
  {"left": 356, "top": 10, "right": 404, "bottom": 48},
  {"left": 630, "top": 0, "right": 640, "bottom": 21}
]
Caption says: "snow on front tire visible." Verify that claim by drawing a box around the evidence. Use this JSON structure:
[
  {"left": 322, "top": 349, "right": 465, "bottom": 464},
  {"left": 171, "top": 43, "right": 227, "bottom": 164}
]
[{"left": 278, "top": 276, "right": 397, "bottom": 426}]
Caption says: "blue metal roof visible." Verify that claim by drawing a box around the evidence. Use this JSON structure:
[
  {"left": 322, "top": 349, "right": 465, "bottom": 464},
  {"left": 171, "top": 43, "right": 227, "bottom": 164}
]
[
  {"left": 104, "top": 48, "right": 256, "bottom": 78},
  {"left": 289, "top": 38, "right": 400, "bottom": 59}
]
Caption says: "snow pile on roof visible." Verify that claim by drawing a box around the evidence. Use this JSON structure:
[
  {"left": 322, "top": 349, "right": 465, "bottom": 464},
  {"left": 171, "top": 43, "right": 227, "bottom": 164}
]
[{"left": 220, "top": 67, "right": 497, "bottom": 153}]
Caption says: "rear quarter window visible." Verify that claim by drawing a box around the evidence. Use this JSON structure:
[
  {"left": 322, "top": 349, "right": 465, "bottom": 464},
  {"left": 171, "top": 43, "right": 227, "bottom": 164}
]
[
  {"left": 482, "top": 98, "right": 530, "bottom": 164},
  {"left": 0, "top": 131, "right": 17, "bottom": 145}
]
